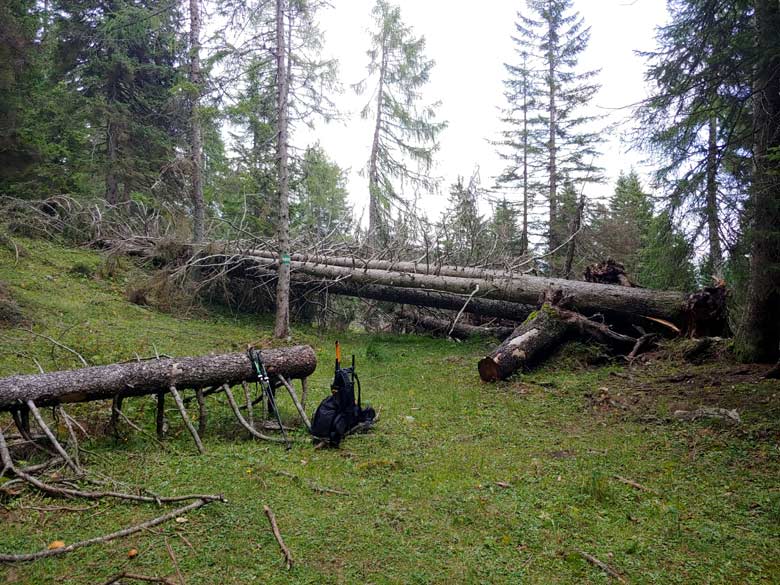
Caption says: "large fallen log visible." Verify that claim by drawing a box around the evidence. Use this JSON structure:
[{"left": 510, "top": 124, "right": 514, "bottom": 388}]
[
  {"left": 286, "top": 271, "right": 534, "bottom": 321},
  {"left": 0, "top": 346, "right": 316, "bottom": 411},
  {"left": 396, "top": 311, "right": 514, "bottom": 340},
  {"left": 478, "top": 293, "right": 641, "bottom": 382},
  {"left": 478, "top": 307, "right": 573, "bottom": 382},
  {"left": 236, "top": 256, "right": 690, "bottom": 327},
  {"left": 243, "top": 249, "right": 522, "bottom": 280},
  {"left": 226, "top": 263, "right": 534, "bottom": 321}
]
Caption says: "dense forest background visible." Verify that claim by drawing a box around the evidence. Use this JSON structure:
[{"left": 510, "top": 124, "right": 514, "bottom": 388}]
[{"left": 0, "top": 0, "right": 778, "bottom": 360}]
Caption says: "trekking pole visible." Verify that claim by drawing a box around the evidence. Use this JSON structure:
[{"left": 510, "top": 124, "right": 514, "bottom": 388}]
[
  {"left": 259, "top": 361, "right": 291, "bottom": 450},
  {"left": 248, "top": 349, "right": 291, "bottom": 449}
]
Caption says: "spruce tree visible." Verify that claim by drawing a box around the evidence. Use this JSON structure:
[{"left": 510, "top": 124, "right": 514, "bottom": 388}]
[
  {"left": 54, "top": 0, "right": 185, "bottom": 204},
  {"left": 499, "top": 0, "right": 603, "bottom": 256},
  {"left": 637, "top": 0, "right": 753, "bottom": 280},
  {"left": 359, "top": 0, "right": 446, "bottom": 246}
]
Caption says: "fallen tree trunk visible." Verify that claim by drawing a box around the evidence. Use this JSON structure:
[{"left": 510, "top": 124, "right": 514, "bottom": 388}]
[
  {"left": 478, "top": 294, "right": 642, "bottom": 382},
  {"left": 243, "top": 249, "right": 523, "bottom": 280},
  {"left": 236, "top": 256, "right": 689, "bottom": 326},
  {"left": 231, "top": 265, "right": 535, "bottom": 321},
  {"left": 290, "top": 273, "right": 534, "bottom": 321},
  {"left": 0, "top": 346, "right": 316, "bottom": 410},
  {"left": 396, "top": 312, "right": 514, "bottom": 340},
  {"left": 478, "top": 308, "right": 572, "bottom": 382}
]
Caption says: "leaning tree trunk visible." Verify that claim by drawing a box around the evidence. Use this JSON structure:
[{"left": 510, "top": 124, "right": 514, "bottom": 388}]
[
  {"left": 0, "top": 346, "right": 316, "bottom": 410},
  {"left": 478, "top": 307, "right": 571, "bottom": 382}
]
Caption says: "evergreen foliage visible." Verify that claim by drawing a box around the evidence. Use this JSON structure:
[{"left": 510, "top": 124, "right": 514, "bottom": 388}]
[
  {"left": 359, "top": 0, "right": 446, "bottom": 244},
  {"left": 438, "top": 173, "right": 487, "bottom": 265},
  {"left": 499, "top": 0, "right": 603, "bottom": 255}
]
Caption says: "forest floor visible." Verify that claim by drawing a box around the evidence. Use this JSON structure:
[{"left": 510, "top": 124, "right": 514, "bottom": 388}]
[{"left": 0, "top": 238, "right": 778, "bottom": 584}]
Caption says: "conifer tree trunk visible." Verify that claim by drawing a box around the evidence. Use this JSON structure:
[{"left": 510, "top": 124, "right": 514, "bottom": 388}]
[
  {"left": 273, "top": 0, "right": 291, "bottom": 339},
  {"left": 706, "top": 117, "right": 722, "bottom": 274},
  {"left": 546, "top": 13, "right": 558, "bottom": 253},
  {"left": 189, "top": 0, "right": 205, "bottom": 242},
  {"left": 737, "top": 0, "right": 780, "bottom": 362},
  {"left": 521, "top": 53, "right": 529, "bottom": 254},
  {"left": 368, "top": 32, "right": 387, "bottom": 247},
  {"left": 105, "top": 120, "right": 119, "bottom": 205},
  {"left": 564, "top": 193, "right": 585, "bottom": 279}
]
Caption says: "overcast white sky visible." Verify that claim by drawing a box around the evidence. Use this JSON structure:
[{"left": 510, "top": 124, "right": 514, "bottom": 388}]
[{"left": 297, "top": 0, "right": 670, "bottom": 222}]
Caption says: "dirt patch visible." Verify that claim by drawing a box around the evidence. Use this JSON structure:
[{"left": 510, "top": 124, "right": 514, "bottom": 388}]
[{"left": 594, "top": 340, "right": 780, "bottom": 439}]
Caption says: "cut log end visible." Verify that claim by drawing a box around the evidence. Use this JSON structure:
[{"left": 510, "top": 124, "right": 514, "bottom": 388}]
[{"left": 477, "top": 357, "right": 502, "bottom": 383}]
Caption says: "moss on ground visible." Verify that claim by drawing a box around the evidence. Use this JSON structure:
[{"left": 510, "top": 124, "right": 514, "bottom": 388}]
[{"left": 0, "top": 238, "right": 778, "bottom": 584}]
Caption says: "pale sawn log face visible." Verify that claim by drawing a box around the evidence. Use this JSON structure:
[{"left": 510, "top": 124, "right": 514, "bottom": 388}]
[
  {"left": 0, "top": 345, "right": 316, "bottom": 410},
  {"left": 478, "top": 310, "right": 572, "bottom": 382}
]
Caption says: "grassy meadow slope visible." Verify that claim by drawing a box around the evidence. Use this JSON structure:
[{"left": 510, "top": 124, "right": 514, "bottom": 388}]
[{"left": 0, "top": 238, "right": 778, "bottom": 584}]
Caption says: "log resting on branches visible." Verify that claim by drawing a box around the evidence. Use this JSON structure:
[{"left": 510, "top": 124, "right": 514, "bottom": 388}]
[
  {"left": 234, "top": 256, "right": 689, "bottom": 326},
  {"left": 0, "top": 346, "right": 316, "bottom": 411}
]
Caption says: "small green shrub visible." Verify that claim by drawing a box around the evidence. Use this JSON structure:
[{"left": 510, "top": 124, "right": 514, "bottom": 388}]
[
  {"left": 0, "top": 282, "right": 26, "bottom": 327},
  {"left": 69, "top": 261, "right": 95, "bottom": 278}
]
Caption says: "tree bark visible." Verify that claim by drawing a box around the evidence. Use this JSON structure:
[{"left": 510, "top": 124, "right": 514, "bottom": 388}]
[
  {"left": 398, "top": 312, "right": 514, "bottom": 340},
  {"left": 736, "top": 0, "right": 780, "bottom": 363},
  {"left": 706, "top": 117, "right": 723, "bottom": 275},
  {"left": 296, "top": 277, "right": 534, "bottom": 321},
  {"left": 547, "top": 11, "right": 558, "bottom": 253},
  {"left": 368, "top": 27, "right": 388, "bottom": 247},
  {"left": 521, "top": 52, "right": 529, "bottom": 255},
  {"left": 0, "top": 346, "right": 316, "bottom": 411},
  {"left": 240, "top": 255, "right": 689, "bottom": 325},
  {"left": 273, "top": 0, "right": 291, "bottom": 339},
  {"left": 478, "top": 307, "right": 571, "bottom": 382},
  {"left": 105, "top": 119, "right": 119, "bottom": 205},
  {"left": 232, "top": 266, "right": 535, "bottom": 321},
  {"left": 478, "top": 300, "right": 639, "bottom": 382},
  {"left": 189, "top": 0, "right": 205, "bottom": 242},
  {"left": 243, "top": 249, "right": 539, "bottom": 281},
  {"left": 564, "top": 192, "right": 585, "bottom": 279},
  {"left": 583, "top": 259, "right": 636, "bottom": 287}
]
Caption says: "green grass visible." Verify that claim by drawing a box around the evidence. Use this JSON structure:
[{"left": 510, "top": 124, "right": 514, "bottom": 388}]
[{"left": 0, "top": 238, "right": 778, "bottom": 584}]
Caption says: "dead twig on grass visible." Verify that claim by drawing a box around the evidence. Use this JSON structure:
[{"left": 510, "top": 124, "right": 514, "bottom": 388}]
[
  {"left": 101, "top": 572, "right": 177, "bottom": 585},
  {"left": 612, "top": 475, "right": 659, "bottom": 496},
  {"left": 165, "top": 536, "right": 186, "bottom": 585},
  {"left": 578, "top": 550, "right": 627, "bottom": 583},
  {"left": 0, "top": 427, "right": 218, "bottom": 505},
  {"left": 23, "top": 328, "right": 88, "bottom": 367},
  {"left": 0, "top": 497, "right": 220, "bottom": 562},
  {"left": 263, "top": 504, "right": 293, "bottom": 569}
]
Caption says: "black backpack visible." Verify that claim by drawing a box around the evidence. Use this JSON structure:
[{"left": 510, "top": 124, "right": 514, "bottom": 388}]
[{"left": 311, "top": 353, "right": 375, "bottom": 446}]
